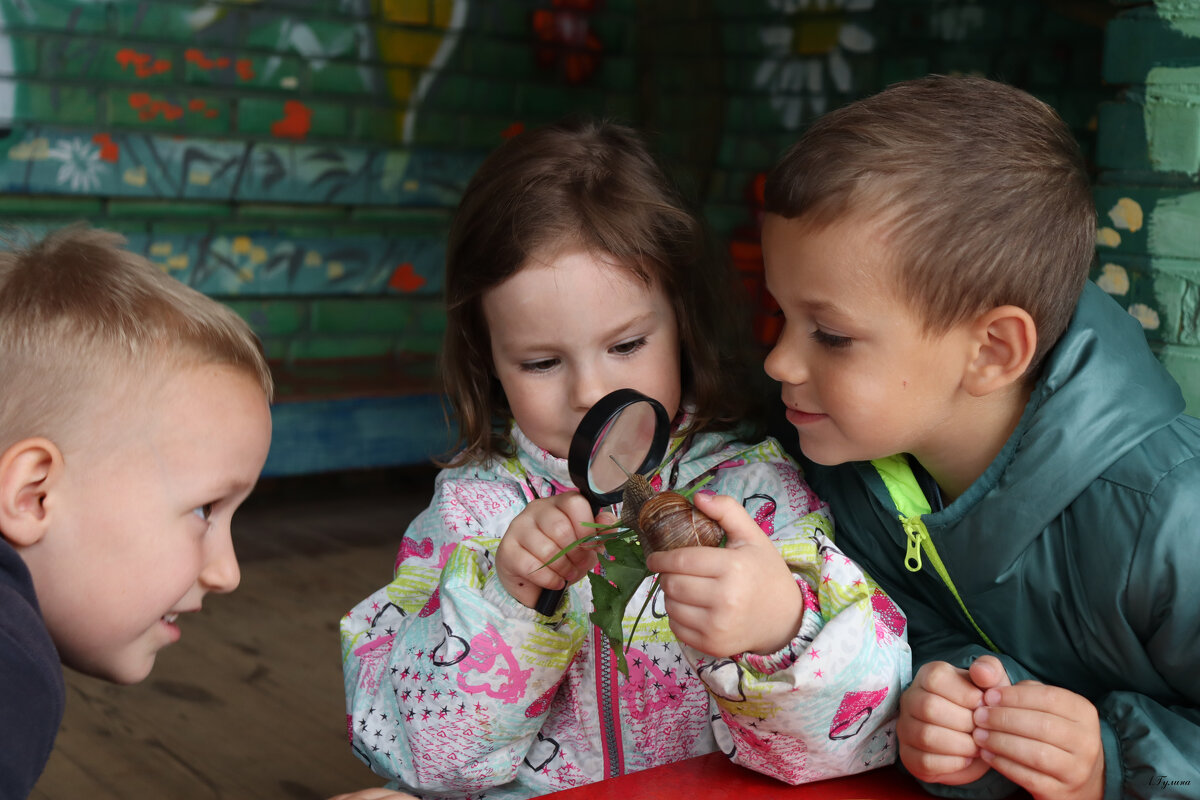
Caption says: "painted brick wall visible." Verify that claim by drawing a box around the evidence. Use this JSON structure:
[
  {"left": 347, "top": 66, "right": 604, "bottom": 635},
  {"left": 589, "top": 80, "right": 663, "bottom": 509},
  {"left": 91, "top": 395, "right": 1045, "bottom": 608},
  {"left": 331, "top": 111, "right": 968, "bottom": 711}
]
[
  {"left": 0, "top": 1, "right": 1131, "bottom": 472},
  {"left": 643, "top": 0, "right": 1106, "bottom": 349},
  {"left": 0, "top": 0, "right": 640, "bottom": 472},
  {"left": 0, "top": 0, "right": 636, "bottom": 390},
  {"left": 1094, "top": 0, "right": 1200, "bottom": 414}
]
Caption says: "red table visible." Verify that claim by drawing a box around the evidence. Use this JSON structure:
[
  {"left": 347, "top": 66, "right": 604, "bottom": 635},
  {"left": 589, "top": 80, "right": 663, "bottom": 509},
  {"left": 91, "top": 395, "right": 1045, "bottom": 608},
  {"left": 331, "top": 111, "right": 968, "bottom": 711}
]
[{"left": 540, "top": 753, "right": 940, "bottom": 799}]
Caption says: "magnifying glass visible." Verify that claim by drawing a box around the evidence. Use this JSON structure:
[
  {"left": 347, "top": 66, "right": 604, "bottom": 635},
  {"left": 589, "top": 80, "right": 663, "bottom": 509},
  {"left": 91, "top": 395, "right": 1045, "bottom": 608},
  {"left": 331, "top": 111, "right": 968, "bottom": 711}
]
[{"left": 533, "top": 388, "right": 670, "bottom": 616}]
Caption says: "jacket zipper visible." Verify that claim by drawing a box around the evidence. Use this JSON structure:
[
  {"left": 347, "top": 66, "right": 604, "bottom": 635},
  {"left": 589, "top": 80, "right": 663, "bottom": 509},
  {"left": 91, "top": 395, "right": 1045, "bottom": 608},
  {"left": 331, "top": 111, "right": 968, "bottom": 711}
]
[{"left": 594, "top": 624, "right": 625, "bottom": 778}]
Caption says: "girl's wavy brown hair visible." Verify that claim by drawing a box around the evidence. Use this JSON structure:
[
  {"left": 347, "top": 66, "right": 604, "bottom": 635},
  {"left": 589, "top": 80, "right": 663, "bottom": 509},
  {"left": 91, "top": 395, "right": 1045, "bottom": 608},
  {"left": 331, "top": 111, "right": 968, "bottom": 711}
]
[{"left": 440, "top": 117, "right": 759, "bottom": 466}]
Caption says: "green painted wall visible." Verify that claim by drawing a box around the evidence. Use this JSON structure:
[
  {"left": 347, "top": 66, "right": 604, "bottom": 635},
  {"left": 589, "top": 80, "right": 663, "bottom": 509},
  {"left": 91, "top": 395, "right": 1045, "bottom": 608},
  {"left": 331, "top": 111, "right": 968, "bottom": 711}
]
[
  {"left": 5, "top": 0, "right": 1156, "bottom": 470},
  {"left": 1095, "top": 0, "right": 1200, "bottom": 415}
]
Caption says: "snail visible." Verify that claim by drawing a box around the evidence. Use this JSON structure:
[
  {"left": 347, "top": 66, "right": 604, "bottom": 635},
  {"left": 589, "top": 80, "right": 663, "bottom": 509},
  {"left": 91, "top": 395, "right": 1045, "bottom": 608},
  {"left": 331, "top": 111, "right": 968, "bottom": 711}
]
[{"left": 618, "top": 470, "right": 724, "bottom": 557}]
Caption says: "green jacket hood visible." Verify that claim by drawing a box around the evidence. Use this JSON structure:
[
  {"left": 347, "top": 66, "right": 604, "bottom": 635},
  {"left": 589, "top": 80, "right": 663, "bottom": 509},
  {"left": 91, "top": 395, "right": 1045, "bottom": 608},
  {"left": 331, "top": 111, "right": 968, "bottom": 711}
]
[{"left": 888, "top": 282, "right": 1183, "bottom": 574}]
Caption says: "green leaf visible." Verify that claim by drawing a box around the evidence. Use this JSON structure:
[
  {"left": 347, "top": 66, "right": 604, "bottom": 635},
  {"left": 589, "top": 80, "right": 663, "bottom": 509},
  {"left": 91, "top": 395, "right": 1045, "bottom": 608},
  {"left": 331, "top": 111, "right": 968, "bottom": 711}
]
[{"left": 588, "top": 536, "right": 649, "bottom": 676}]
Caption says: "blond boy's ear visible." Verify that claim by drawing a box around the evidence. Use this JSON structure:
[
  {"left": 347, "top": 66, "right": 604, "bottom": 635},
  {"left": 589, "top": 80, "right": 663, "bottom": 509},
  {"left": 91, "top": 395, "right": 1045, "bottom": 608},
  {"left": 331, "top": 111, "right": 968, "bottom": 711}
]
[
  {"left": 0, "top": 438, "right": 62, "bottom": 547},
  {"left": 962, "top": 305, "right": 1037, "bottom": 397}
]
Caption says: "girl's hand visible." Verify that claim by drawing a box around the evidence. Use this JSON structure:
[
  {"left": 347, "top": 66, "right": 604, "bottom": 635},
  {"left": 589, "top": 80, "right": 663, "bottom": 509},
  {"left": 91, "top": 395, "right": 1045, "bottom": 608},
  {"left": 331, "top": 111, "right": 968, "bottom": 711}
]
[
  {"left": 646, "top": 492, "right": 803, "bottom": 657},
  {"left": 327, "top": 789, "right": 419, "bottom": 800},
  {"left": 496, "top": 492, "right": 601, "bottom": 610}
]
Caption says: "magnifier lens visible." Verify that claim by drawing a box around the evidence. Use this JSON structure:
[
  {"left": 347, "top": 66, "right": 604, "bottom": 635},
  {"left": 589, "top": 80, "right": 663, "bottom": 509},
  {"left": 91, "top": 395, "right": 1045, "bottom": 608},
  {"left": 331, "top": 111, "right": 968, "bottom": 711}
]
[{"left": 587, "top": 401, "right": 659, "bottom": 495}]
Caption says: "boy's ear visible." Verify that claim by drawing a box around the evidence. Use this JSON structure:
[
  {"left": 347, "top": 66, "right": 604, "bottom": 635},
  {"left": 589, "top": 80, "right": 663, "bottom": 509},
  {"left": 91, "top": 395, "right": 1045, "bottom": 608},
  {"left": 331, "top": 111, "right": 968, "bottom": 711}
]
[
  {"left": 962, "top": 305, "right": 1037, "bottom": 397},
  {"left": 0, "top": 438, "right": 62, "bottom": 547}
]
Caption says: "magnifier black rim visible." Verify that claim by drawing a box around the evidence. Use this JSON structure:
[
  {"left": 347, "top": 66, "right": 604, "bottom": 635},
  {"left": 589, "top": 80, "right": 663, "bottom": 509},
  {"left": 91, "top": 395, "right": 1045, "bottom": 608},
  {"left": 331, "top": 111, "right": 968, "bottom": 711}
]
[{"left": 567, "top": 388, "right": 670, "bottom": 510}]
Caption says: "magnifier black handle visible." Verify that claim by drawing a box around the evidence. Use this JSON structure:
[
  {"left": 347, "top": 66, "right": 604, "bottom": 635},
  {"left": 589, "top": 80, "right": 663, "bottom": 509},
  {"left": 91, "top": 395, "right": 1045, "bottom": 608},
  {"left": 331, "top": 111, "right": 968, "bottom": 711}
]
[{"left": 534, "top": 586, "right": 565, "bottom": 616}]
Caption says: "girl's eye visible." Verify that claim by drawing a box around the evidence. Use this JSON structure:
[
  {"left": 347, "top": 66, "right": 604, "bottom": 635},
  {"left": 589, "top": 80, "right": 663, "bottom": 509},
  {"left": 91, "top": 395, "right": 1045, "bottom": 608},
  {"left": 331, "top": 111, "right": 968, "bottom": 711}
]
[
  {"left": 611, "top": 337, "right": 647, "bottom": 356},
  {"left": 193, "top": 503, "right": 215, "bottom": 522},
  {"left": 811, "top": 329, "right": 852, "bottom": 349},
  {"left": 519, "top": 358, "right": 559, "bottom": 374}
]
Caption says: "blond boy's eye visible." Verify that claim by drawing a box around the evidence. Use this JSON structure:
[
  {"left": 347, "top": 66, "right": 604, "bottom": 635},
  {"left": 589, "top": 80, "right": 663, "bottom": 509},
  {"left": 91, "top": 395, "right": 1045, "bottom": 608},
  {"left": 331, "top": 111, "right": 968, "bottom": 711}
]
[{"left": 193, "top": 503, "right": 214, "bottom": 521}]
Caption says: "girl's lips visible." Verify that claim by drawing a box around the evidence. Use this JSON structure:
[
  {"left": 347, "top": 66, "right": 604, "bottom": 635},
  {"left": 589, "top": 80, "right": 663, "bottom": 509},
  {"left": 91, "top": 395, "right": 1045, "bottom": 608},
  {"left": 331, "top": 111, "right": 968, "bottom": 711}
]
[{"left": 785, "top": 407, "right": 827, "bottom": 426}]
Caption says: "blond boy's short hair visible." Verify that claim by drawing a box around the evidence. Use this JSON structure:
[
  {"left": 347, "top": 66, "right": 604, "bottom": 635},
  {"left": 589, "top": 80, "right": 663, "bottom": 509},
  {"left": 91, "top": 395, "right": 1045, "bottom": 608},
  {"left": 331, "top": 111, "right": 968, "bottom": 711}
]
[
  {"left": 765, "top": 75, "right": 1096, "bottom": 376},
  {"left": 0, "top": 225, "right": 273, "bottom": 451}
]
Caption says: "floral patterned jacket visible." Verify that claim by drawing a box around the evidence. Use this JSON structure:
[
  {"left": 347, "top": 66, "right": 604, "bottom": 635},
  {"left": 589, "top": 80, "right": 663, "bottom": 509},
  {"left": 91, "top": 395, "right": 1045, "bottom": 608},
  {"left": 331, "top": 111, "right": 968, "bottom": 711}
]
[{"left": 340, "top": 424, "right": 911, "bottom": 799}]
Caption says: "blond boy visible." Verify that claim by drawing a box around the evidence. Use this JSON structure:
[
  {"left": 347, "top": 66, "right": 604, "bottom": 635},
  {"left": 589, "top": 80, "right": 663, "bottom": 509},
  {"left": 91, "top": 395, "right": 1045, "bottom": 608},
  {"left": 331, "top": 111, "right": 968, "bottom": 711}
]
[
  {"left": 761, "top": 76, "right": 1199, "bottom": 799},
  {"left": 0, "top": 226, "right": 273, "bottom": 796}
]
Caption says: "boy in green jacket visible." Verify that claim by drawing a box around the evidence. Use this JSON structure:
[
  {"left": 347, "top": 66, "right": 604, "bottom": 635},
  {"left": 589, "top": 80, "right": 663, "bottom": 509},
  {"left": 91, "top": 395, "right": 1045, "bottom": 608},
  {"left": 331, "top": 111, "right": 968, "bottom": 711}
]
[{"left": 760, "top": 75, "right": 1199, "bottom": 800}]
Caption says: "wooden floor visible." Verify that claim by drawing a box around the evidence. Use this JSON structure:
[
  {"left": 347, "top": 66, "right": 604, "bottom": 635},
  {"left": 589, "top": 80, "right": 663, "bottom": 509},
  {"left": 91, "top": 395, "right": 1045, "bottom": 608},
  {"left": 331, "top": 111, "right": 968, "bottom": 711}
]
[{"left": 32, "top": 466, "right": 439, "bottom": 800}]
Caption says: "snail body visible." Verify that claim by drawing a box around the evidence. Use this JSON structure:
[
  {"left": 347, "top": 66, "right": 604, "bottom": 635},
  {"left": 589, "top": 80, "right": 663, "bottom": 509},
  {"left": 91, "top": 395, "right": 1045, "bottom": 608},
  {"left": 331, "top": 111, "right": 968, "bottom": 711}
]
[{"left": 618, "top": 472, "right": 723, "bottom": 557}]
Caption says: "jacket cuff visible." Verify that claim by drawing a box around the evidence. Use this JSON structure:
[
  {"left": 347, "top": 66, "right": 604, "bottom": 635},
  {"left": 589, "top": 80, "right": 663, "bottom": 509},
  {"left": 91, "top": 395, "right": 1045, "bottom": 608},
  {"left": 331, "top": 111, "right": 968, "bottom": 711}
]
[
  {"left": 1098, "top": 714, "right": 1124, "bottom": 800},
  {"left": 481, "top": 572, "right": 549, "bottom": 622},
  {"left": 734, "top": 576, "right": 825, "bottom": 676}
]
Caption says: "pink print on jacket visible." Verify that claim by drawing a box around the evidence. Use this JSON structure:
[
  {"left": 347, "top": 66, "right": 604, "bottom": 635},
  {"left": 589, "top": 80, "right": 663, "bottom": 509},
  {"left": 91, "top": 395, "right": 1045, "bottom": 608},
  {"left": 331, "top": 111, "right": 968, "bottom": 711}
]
[
  {"left": 870, "top": 589, "right": 906, "bottom": 643},
  {"left": 456, "top": 623, "right": 534, "bottom": 703},
  {"left": 620, "top": 646, "right": 711, "bottom": 768},
  {"left": 352, "top": 633, "right": 396, "bottom": 695},
  {"left": 724, "top": 711, "right": 810, "bottom": 783},
  {"left": 829, "top": 687, "right": 890, "bottom": 740},
  {"left": 396, "top": 536, "right": 458, "bottom": 571}
]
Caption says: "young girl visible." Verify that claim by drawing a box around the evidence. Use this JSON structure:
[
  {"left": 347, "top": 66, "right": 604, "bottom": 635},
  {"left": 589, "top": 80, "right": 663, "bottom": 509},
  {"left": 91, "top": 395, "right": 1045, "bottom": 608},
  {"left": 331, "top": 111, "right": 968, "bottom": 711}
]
[{"left": 339, "top": 118, "right": 910, "bottom": 799}]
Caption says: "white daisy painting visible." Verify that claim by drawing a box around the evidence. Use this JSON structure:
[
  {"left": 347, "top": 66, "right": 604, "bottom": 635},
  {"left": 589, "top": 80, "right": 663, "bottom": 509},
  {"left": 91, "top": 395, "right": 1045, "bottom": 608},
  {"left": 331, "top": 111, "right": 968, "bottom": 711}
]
[{"left": 755, "top": 0, "right": 877, "bottom": 130}]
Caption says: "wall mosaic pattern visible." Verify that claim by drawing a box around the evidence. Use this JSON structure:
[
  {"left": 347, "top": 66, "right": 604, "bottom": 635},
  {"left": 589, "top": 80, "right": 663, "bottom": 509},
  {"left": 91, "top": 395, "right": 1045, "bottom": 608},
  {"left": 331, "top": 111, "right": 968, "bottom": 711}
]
[
  {"left": 3, "top": 0, "right": 1176, "bottom": 469},
  {"left": 1094, "top": 0, "right": 1200, "bottom": 414}
]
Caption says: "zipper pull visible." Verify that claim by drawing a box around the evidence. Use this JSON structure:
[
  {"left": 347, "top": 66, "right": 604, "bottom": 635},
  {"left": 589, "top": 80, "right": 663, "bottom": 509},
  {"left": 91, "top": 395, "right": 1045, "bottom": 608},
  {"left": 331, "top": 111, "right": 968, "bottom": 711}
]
[{"left": 901, "top": 515, "right": 926, "bottom": 573}]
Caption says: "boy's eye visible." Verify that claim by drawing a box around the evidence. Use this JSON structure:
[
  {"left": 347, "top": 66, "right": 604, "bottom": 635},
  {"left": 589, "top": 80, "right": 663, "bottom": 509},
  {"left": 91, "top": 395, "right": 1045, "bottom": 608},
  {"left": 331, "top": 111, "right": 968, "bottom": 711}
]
[
  {"left": 519, "top": 358, "right": 559, "bottom": 374},
  {"left": 811, "top": 329, "right": 852, "bottom": 348},
  {"left": 193, "top": 503, "right": 215, "bottom": 522},
  {"left": 611, "top": 337, "right": 647, "bottom": 356}
]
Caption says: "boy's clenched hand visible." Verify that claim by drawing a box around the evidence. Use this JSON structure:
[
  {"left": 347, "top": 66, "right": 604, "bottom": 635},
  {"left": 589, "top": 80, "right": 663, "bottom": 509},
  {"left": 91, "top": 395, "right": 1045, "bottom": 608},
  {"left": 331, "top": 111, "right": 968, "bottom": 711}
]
[
  {"left": 898, "top": 660, "right": 994, "bottom": 785},
  {"left": 974, "top": 680, "right": 1104, "bottom": 800}
]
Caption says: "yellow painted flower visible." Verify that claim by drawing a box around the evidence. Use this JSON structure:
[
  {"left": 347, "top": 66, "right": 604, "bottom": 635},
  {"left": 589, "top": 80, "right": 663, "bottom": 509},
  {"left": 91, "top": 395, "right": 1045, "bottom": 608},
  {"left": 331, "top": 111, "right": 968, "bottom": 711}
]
[
  {"left": 1096, "top": 263, "right": 1130, "bottom": 295},
  {"left": 1107, "top": 197, "right": 1143, "bottom": 233},
  {"left": 124, "top": 166, "right": 148, "bottom": 187}
]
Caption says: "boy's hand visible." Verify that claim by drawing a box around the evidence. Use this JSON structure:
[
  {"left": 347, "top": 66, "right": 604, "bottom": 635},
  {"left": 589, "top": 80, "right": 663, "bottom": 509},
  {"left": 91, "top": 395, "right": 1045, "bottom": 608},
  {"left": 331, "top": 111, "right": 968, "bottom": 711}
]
[
  {"left": 496, "top": 493, "right": 600, "bottom": 610},
  {"left": 898, "top": 660, "right": 993, "bottom": 786},
  {"left": 646, "top": 492, "right": 802, "bottom": 657},
  {"left": 973, "top": 681, "right": 1104, "bottom": 800},
  {"left": 327, "top": 790, "right": 419, "bottom": 800}
]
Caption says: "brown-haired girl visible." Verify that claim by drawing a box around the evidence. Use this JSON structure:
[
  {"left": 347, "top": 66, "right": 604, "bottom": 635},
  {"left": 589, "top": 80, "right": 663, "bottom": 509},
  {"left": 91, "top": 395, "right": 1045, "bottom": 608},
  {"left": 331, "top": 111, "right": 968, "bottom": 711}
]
[{"left": 339, "top": 118, "right": 909, "bottom": 799}]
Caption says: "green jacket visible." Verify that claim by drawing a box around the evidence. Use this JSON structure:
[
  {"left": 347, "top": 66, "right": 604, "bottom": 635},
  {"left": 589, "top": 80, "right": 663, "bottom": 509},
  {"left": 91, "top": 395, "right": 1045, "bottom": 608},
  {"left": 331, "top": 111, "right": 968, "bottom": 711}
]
[{"left": 802, "top": 283, "right": 1200, "bottom": 799}]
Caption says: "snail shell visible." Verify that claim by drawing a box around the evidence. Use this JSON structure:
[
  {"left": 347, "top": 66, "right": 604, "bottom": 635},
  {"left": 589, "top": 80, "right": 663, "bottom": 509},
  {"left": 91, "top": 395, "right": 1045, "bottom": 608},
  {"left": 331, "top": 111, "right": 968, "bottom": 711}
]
[{"left": 635, "top": 491, "right": 723, "bottom": 557}]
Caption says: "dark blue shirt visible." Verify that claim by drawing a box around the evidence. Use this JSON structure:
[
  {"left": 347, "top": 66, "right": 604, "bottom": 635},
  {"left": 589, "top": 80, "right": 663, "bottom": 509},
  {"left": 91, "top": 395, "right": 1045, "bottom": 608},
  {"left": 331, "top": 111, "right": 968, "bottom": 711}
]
[{"left": 0, "top": 537, "right": 64, "bottom": 799}]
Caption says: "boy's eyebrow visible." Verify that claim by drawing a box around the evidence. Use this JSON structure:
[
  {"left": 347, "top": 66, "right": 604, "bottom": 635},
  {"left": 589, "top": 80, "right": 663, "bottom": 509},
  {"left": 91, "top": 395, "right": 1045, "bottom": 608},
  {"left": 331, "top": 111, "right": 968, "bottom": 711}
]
[
  {"left": 207, "top": 478, "right": 257, "bottom": 499},
  {"left": 798, "top": 298, "right": 849, "bottom": 317}
]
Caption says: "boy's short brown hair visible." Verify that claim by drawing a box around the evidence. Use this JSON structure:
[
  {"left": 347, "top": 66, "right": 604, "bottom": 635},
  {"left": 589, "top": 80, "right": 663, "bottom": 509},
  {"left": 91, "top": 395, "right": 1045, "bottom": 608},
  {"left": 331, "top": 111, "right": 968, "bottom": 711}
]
[
  {"left": 0, "top": 225, "right": 273, "bottom": 452},
  {"left": 764, "top": 75, "right": 1095, "bottom": 376}
]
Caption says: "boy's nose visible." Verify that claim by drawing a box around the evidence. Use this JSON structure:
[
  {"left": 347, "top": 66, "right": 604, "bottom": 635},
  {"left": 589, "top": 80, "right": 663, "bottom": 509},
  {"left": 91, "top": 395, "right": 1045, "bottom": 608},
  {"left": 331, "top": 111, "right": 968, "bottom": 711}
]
[{"left": 200, "top": 528, "right": 242, "bottom": 594}]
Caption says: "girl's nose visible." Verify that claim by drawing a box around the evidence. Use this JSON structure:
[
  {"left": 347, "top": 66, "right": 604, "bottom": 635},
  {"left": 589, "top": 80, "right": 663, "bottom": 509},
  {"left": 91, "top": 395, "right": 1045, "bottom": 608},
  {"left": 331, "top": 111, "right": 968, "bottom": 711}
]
[
  {"left": 569, "top": 366, "right": 609, "bottom": 411},
  {"left": 199, "top": 528, "right": 242, "bottom": 594},
  {"left": 764, "top": 335, "right": 807, "bottom": 385}
]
